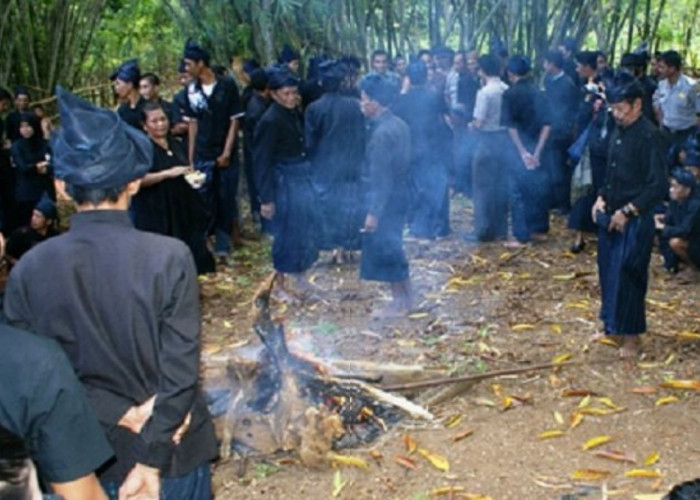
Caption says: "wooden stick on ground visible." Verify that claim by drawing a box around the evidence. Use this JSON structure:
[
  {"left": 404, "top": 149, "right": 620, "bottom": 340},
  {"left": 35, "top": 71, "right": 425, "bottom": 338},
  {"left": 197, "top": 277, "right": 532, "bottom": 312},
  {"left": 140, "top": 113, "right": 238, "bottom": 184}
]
[{"left": 383, "top": 359, "right": 614, "bottom": 392}]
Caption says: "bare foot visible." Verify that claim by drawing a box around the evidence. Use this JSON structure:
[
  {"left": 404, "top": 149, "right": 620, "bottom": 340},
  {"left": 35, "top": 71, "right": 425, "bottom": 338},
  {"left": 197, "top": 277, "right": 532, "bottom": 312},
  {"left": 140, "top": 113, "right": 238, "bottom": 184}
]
[
  {"left": 372, "top": 303, "right": 408, "bottom": 319},
  {"left": 589, "top": 331, "right": 606, "bottom": 342},
  {"left": 619, "top": 336, "right": 642, "bottom": 359},
  {"left": 531, "top": 233, "right": 549, "bottom": 243},
  {"left": 503, "top": 240, "right": 528, "bottom": 249}
]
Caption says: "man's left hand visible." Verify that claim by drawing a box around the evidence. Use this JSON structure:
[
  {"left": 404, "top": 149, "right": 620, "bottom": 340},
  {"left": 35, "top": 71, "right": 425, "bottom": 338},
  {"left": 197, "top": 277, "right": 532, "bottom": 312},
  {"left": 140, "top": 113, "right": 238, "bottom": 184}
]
[
  {"left": 216, "top": 154, "right": 231, "bottom": 168},
  {"left": 608, "top": 210, "right": 628, "bottom": 233}
]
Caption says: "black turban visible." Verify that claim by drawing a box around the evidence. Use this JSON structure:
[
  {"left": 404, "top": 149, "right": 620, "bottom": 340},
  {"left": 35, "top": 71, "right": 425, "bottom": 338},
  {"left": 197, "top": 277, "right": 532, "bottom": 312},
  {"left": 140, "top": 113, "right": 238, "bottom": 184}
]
[
  {"left": 405, "top": 62, "right": 428, "bottom": 85},
  {"left": 620, "top": 52, "right": 646, "bottom": 68},
  {"left": 575, "top": 51, "right": 598, "bottom": 69},
  {"left": 684, "top": 150, "right": 700, "bottom": 168},
  {"left": 268, "top": 67, "right": 299, "bottom": 90},
  {"left": 112, "top": 59, "right": 140, "bottom": 85},
  {"left": 319, "top": 60, "right": 345, "bottom": 89},
  {"left": 35, "top": 194, "right": 57, "bottom": 220},
  {"left": 279, "top": 44, "right": 300, "bottom": 64},
  {"left": 672, "top": 167, "right": 696, "bottom": 189},
  {"left": 608, "top": 74, "right": 644, "bottom": 103},
  {"left": 50, "top": 87, "right": 153, "bottom": 189}
]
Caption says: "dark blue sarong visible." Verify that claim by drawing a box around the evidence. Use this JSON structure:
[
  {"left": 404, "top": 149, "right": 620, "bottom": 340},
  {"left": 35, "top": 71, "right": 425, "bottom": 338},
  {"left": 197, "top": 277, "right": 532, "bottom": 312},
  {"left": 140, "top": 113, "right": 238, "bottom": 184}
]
[
  {"left": 597, "top": 213, "right": 654, "bottom": 335},
  {"left": 360, "top": 201, "right": 409, "bottom": 283},
  {"left": 272, "top": 161, "right": 319, "bottom": 274}
]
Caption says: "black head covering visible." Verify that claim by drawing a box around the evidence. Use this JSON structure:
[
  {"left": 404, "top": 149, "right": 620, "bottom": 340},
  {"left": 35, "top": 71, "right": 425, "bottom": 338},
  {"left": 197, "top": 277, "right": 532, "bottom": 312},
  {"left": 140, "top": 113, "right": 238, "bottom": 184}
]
[
  {"left": 431, "top": 45, "right": 454, "bottom": 58},
  {"left": 620, "top": 52, "right": 646, "bottom": 68},
  {"left": 177, "top": 59, "right": 187, "bottom": 74},
  {"left": 561, "top": 37, "right": 577, "bottom": 52},
  {"left": 319, "top": 60, "right": 345, "bottom": 90},
  {"left": 0, "top": 87, "right": 11, "bottom": 101},
  {"left": 14, "top": 85, "right": 30, "bottom": 98},
  {"left": 268, "top": 68, "right": 299, "bottom": 90},
  {"left": 112, "top": 59, "right": 140, "bottom": 85},
  {"left": 672, "top": 167, "right": 696, "bottom": 189},
  {"left": 35, "top": 194, "right": 57, "bottom": 220},
  {"left": 576, "top": 51, "right": 598, "bottom": 69},
  {"left": 405, "top": 62, "right": 428, "bottom": 85},
  {"left": 360, "top": 74, "right": 398, "bottom": 107},
  {"left": 243, "top": 59, "right": 260, "bottom": 75},
  {"left": 506, "top": 55, "right": 531, "bottom": 76},
  {"left": 684, "top": 150, "right": 700, "bottom": 167},
  {"left": 18, "top": 112, "right": 42, "bottom": 141},
  {"left": 607, "top": 76, "right": 645, "bottom": 104},
  {"left": 279, "top": 43, "right": 300, "bottom": 64},
  {"left": 250, "top": 68, "right": 269, "bottom": 91},
  {"left": 183, "top": 39, "right": 210, "bottom": 64},
  {"left": 544, "top": 50, "right": 564, "bottom": 69},
  {"left": 50, "top": 87, "right": 153, "bottom": 189}
]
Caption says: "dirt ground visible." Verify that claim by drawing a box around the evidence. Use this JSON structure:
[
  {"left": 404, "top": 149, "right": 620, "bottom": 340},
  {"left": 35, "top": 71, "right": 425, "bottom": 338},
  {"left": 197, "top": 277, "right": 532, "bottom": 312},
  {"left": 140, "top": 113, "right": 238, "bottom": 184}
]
[{"left": 200, "top": 195, "right": 700, "bottom": 500}]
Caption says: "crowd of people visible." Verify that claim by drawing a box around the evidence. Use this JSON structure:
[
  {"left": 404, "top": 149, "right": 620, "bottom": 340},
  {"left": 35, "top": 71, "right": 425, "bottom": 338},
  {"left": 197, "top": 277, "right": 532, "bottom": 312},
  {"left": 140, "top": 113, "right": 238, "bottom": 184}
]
[{"left": 0, "top": 35, "right": 698, "bottom": 499}]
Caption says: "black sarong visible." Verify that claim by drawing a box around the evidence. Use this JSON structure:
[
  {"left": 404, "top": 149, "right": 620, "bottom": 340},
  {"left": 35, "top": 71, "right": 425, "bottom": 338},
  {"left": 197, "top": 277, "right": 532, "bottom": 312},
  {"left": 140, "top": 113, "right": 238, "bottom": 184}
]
[
  {"left": 360, "top": 196, "right": 409, "bottom": 283},
  {"left": 272, "top": 161, "right": 319, "bottom": 273}
]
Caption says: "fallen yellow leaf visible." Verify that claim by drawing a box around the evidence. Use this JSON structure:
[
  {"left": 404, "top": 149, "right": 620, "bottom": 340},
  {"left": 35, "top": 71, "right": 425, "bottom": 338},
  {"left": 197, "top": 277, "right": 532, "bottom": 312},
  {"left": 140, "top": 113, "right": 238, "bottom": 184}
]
[
  {"left": 394, "top": 455, "right": 418, "bottom": 470},
  {"left": 539, "top": 430, "right": 564, "bottom": 439},
  {"left": 570, "top": 412, "right": 584, "bottom": 429},
  {"left": 553, "top": 273, "right": 576, "bottom": 280},
  {"left": 633, "top": 495, "right": 664, "bottom": 500},
  {"left": 552, "top": 353, "right": 573, "bottom": 364},
  {"left": 403, "top": 433, "right": 417, "bottom": 454},
  {"left": 327, "top": 452, "right": 370, "bottom": 469},
  {"left": 678, "top": 331, "right": 700, "bottom": 340},
  {"left": 332, "top": 470, "right": 348, "bottom": 498},
  {"left": 444, "top": 414, "right": 463, "bottom": 429},
  {"left": 417, "top": 448, "right": 450, "bottom": 472},
  {"left": 502, "top": 396, "right": 515, "bottom": 410},
  {"left": 597, "top": 397, "right": 618, "bottom": 409},
  {"left": 583, "top": 435, "right": 612, "bottom": 451},
  {"left": 631, "top": 386, "right": 657, "bottom": 395},
  {"left": 644, "top": 452, "right": 660, "bottom": 466},
  {"left": 429, "top": 486, "right": 465, "bottom": 497},
  {"left": 654, "top": 395, "right": 679, "bottom": 406},
  {"left": 625, "top": 469, "right": 662, "bottom": 478},
  {"left": 659, "top": 379, "right": 700, "bottom": 391},
  {"left": 578, "top": 395, "right": 592, "bottom": 408},
  {"left": 511, "top": 324, "right": 535, "bottom": 331},
  {"left": 554, "top": 411, "right": 564, "bottom": 425},
  {"left": 408, "top": 312, "right": 429, "bottom": 320},
  {"left": 491, "top": 383, "right": 504, "bottom": 397},
  {"left": 570, "top": 469, "right": 612, "bottom": 481},
  {"left": 549, "top": 324, "right": 562, "bottom": 334},
  {"left": 595, "top": 337, "right": 619, "bottom": 347},
  {"left": 579, "top": 408, "right": 617, "bottom": 416},
  {"left": 369, "top": 450, "right": 382, "bottom": 461}
]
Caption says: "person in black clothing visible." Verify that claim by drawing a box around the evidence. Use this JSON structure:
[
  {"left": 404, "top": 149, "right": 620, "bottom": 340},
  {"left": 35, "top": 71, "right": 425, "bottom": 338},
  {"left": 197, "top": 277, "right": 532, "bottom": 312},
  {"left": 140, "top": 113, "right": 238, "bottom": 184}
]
[
  {"left": 591, "top": 79, "right": 668, "bottom": 358},
  {"left": 5, "top": 86, "right": 30, "bottom": 144},
  {"left": 395, "top": 61, "right": 450, "bottom": 240},
  {"left": 240, "top": 59, "right": 261, "bottom": 111},
  {"left": 0, "top": 324, "right": 113, "bottom": 500},
  {"left": 360, "top": 75, "right": 412, "bottom": 317},
  {"left": 4, "top": 87, "right": 217, "bottom": 500},
  {"left": 10, "top": 112, "right": 52, "bottom": 230},
  {"left": 183, "top": 39, "right": 244, "bottom": 262},
  {"left": 454, "top": 50, "right": 480, "bottom": 196},
  {"left": 170, "top": 59, "right": 191, "bottom": 138},
  {"left": 502, "top": 55, "right": 552, "bottom": 245},
  {"left": 305, "top": 60, "right": 366, "bottom": 261},
  {"left": 0, "top": 87, "right": 14, "bottom": 234},
  {"left": 132, "top": 102, "right": 215, "bottom": 274},
  {"left": 254, "top": 68, "right": 319, "bottom": 300},
  {"left": 656, "top": 168, "right": 700, "bottom": 282},
  {"left": 0, "top": 86, "right": 11, "bottom": 145},
  {"left": 112, "top": 59, "right": 146, "bottom": 130},
  {"left": 139, "top": 72, "right": 174, "bottom": 124},
  {"left": 620, "top": 52, "right": 658, "bottom": 125},
  {"left": 243, "top": 68, "right": 271, "bottom": 233},
  {"left": 543, "top": 49, "right": 582, "bottom": 214},
  {"left": 558, "top": 37, "right": 579, "bottom": 85},
  {"left": 279, "top": 43, "right": 301, "bottom": 76},
  {"left": 596, "top": 51, "right": 616, "bottom": 90},
  {"left": 300, "top": 55, "right": 328, "bottom": 109},
  {"left": 339, "top": 55, "right": 362, "bottom": 98},
  {"left": 6, "top": 195, "right": 58, "bottom": 266},
  {"left": 568, "top": 88, "right": 614, "bottom": 252}
]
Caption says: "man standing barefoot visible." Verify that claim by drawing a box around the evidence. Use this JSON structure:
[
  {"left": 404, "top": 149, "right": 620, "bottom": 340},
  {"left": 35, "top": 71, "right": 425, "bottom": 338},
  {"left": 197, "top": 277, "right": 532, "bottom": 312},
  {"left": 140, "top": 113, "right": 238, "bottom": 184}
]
[
  {"left": 359, "top": 75, "right": 412, "bottom": 317},
  {"left": 592, "top": 77, "right": 667, "bottom": 358}
]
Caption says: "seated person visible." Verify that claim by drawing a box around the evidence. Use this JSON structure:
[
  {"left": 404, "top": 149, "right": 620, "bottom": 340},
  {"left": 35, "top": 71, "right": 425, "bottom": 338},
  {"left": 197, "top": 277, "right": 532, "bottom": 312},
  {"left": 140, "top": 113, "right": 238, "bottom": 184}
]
[
  {"left": 655, "top": 168, "right": 700, "bottom": 282},
  {"left": 6, "top": 196, "right": 58, "bottom": 266},
  {"left": 684, "top": 149, "right": 700, "bottom": 183},
  {"left": 0, "top": 323, "right": 112, "bottom": 499}
]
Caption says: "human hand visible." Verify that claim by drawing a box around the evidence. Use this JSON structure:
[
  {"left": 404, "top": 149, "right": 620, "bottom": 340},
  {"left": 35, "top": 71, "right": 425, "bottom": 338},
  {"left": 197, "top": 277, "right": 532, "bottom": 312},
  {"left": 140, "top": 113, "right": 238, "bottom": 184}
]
[
  {"left": 361, "top": 213, "right": 378, "bottom": 233},
  {"left": 608, "top": 209, "right": 628, "bottom": 232},
  {"left": 654, "top": 213, "right": 665, "bottom": 230},
  {"left": 591, "top": 197, "right": 606, "bottom": 222},
  {"left": 216, "top": 154, "right": 231, "bottom": 168},
  {"left": 118, "top": 397, "right": 155, "bottom": 435},
  {"left": 260, "top": 203, "right": 275, "bottom": 220},
  {"left": 118, "top": 463, "right": 160, "bottom": 500},
  {"left": 36, "top": 161, "right": 48, "bottom": 175},
  {"left": 169, "top": 166, "right": 191, "bottom": 178},
  {"left": 521, "top": 151, "right": 538, "bottom": 169}
]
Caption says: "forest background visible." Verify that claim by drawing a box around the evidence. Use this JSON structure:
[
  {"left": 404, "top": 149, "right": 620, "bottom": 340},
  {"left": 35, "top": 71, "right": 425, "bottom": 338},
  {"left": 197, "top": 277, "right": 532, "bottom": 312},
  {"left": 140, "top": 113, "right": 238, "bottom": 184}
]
[{"left": 0, "top": 0, "right": 699, "bottom": 105}]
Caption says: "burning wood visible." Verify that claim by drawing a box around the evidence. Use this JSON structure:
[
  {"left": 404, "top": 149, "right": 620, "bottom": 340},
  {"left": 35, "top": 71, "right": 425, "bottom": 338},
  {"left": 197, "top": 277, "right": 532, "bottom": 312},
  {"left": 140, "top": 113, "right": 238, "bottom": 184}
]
[{"left": 219, "top": 273, "right": 433, "bottom": 467}]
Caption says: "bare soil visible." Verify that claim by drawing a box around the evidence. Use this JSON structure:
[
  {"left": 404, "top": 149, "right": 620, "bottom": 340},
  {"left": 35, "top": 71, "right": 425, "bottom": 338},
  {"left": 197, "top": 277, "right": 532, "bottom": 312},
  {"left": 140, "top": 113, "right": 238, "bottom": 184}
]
[{"left": 201, "top": 196, "right": 700, "bottom": 500}]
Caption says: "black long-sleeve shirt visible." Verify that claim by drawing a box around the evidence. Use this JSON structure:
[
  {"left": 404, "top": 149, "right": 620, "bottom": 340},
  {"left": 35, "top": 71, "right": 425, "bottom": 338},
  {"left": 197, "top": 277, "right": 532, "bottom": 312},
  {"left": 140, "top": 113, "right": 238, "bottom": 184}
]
[
  {"left": 253, "top": 101, "right": 307, "bottom": 204},
  {"left": 600, "top": 116, "right": 668, "bottom": 213},
  {"left": 544, "top": 73, "right": 581, "bottom": 140},
  {"left": 364, "top": 111, "right": 411, "bottom": 218},
  {"left": 663, "top": 195, "right": 700, "bottom": 240},
  {"left": 4, "top": 210, "right": 217, "bottom": 482},
  {"left": 501, "top": 78, "right": 552, "bottom": 149}
]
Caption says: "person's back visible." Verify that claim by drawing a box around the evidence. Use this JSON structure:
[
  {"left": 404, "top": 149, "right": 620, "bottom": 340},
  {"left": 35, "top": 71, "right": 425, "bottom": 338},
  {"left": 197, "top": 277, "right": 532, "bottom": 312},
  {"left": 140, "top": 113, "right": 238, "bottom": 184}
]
[{"left": 544, "top": 73, "right": 580, "bottom": 140}]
